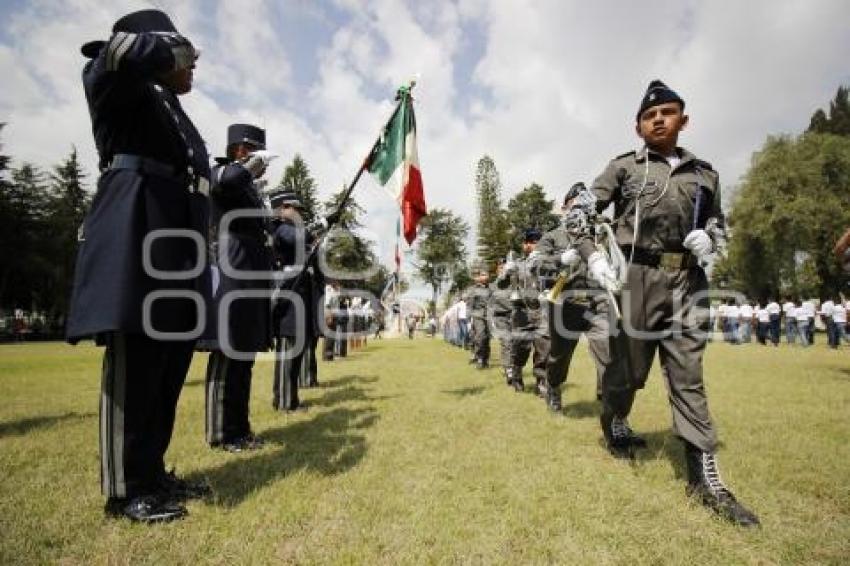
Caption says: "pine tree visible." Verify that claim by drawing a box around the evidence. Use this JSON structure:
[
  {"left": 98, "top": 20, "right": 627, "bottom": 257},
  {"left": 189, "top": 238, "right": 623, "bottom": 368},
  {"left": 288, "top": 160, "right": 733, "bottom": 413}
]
[
  {"left": 277, "top": 154, "right": 320, "bottom": 223},
  {"left": 808, "top": 86, "right": 850, "bottom": 136},
  {"left": 474, "top": 155, "right": 511, "bottom": 273},
  {"left": 320, "top": 187, "right": 375, "bottom": 278},
  {"left": 506, "top": 183, "right": 559, "bottom": 251},
  {"left": 415, "top": 208, "right": 470, "bottom": 302}
]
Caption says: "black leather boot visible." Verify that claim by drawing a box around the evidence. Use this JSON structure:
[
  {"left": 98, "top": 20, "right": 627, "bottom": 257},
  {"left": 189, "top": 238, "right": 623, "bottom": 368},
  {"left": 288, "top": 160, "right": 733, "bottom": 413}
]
[
  {"left": 104, "top": 494, "right": 187, "bottom": 523},
  {"left": 600, "top": 411, "right": 633, "bottom": 459},
  {"left": 684, "top": 443, "right": 760, "bottom": 527}
]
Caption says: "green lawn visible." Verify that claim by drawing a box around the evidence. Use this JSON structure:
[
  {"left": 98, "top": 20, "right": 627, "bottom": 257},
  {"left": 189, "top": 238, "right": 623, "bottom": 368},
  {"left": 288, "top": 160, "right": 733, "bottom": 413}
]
[{"left": 1, "top": 336, "right": 848, "bottom": 564}]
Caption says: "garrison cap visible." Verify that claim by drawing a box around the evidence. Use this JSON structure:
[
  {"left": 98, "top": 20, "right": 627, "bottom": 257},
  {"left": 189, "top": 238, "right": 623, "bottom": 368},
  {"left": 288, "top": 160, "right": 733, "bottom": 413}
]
[
  {"left": 269, "top": 189, "right": 303, "bottom": 209},
  {"left": 227, "top": 123, "right": 266, "bottom": 150},
  {"left": 81, "top": 9, "right": 181, "bottom": 58},
  {"left": 523, "top": 228, "right": 542, "bottom": 242},
  {"left": 636, "top": 80, "right": 685, "bottom": 121}
]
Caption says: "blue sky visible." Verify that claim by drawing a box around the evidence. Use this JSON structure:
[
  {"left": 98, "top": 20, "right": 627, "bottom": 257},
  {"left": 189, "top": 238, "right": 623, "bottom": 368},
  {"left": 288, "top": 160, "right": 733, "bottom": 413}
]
[{"left": 1, "top": 0, "right": 849, "bottom": 301}]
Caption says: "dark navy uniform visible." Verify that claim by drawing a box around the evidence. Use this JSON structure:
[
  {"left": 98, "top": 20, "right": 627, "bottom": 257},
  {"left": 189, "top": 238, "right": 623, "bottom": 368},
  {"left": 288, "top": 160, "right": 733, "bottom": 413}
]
[
  {"left": 204, "top": 124, "right": 274, "bottom": 449},
  {"left": 270, "top": 193, "right": 327, "bottom": 411},
  {"left": 69, "top": 10, "right": 210, "bottom": 520}
]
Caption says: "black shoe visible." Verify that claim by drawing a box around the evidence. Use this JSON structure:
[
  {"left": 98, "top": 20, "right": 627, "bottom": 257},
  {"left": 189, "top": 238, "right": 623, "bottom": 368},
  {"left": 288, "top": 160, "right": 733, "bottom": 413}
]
[
  {"left": 222, "top": 434, "right": 266, "bottom": 453},
  {"left": 476, "top": 360, "right": 489, "bottom": 370},
  {"left": 621, "top": 419, "right": 647, "bottom": 448},
  {"left": 600, "top": 412, "right": 634, "bottom": 460},
  {"left": 546, "top": 387, "right": 562, "bottom": 413},
  {"left": 157, "top": 469, "right": 211, "bottom": 500},
  {"left": 104, "top": 495, "right": 187, "bottom": 523},
  {"left": 684, "top": 444, "right": 760, "bottom": 527},
  {"left": 285, "top": 404, "right": 308, "bottom": 414}
]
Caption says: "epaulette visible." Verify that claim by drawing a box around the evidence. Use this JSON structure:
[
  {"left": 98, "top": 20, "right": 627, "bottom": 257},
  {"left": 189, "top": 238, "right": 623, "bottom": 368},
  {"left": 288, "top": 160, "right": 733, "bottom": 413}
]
[
  {"left": 614, "top": 150, "right": 636, "bottom": 160},
  {"left": 694, "top": 159, "right": 714, "bottom": 171}
]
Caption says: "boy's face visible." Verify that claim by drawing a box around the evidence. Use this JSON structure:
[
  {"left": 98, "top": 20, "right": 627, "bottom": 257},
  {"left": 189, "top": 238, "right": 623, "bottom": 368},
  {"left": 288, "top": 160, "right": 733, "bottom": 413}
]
[
  {"left": 636, "top": 102, "right": 688, "bottom": 151},
  {"left": 475, "top": 271, "right": 489, "bottom": 284}
]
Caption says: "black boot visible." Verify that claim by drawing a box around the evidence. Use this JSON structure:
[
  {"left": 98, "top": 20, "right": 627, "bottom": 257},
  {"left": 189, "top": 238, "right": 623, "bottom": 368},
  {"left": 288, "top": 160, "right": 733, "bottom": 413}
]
[
  {"left": 535, "top": 378, "right": 547, "bottom": 398},
  {"left": 546, "top": 386, "right": 562, "bottom": 413},
  {"left": 684, "top": 443, "right": 760, "bottom": 527},
  {"left": 621, "top": 417, "right": 647, "bottom": 448},
  {"left": 600, "top": 411, "right": 633, "bottom": 459},
  {"left": 104, "top": 494, "right": 187, "bottom": 523}
]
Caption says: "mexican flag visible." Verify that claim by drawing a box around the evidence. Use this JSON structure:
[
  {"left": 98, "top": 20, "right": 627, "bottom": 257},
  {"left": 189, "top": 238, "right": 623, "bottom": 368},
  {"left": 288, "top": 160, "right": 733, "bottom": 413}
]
[{"left": 368, "top": 86, "right": 426, "bottom": 244}]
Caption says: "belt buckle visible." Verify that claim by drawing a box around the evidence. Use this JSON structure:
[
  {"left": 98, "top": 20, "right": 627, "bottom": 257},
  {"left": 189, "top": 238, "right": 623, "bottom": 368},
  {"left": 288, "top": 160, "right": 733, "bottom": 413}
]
[{"left": 660, "top": 252, "right": 683, "bottom": 271}]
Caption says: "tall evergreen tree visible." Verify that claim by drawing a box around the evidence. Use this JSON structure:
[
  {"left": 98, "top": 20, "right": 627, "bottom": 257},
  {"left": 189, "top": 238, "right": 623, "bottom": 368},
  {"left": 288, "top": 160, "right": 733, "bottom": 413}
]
[
  {"left": 277, "top": 154, "right": 319, "bottom": 223},
  {"left": 415, "top": 208, "right": 470, "bottom": 302},
  {"left": 320, "top": 187, "right": 375, "bottom": 278},
  {"left": 808, "top": 86, "right": 850, "bottom": 136},
  {"left": 474, "top": 155, "right": 511, "bottom": 272},
  {"left": 506, "top": 183, "right": 559, "bottom": 251},
  {"left": 44, "top": 148, "right": 89, "bottom": 324}
]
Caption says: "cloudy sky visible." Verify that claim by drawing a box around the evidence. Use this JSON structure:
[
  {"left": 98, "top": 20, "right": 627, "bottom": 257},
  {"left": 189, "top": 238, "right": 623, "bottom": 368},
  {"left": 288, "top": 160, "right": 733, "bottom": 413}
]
[{"left": 1, "top": 0, "right": 848, "bottom": 296}]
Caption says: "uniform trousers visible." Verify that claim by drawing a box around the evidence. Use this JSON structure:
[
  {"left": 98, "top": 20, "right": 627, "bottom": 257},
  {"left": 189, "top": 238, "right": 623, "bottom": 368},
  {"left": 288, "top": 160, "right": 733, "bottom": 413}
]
[
  {"left": 273, "top": 336, "right": 303, "bottom": 411},
  {"left": 617, "top": 264, "right": 717, "bottom": 453},
  {"left": 99, "top": 332, "right": 193, "bottom": 498},
  {"left": 471, "top": 316, "right": 490, "bottom": 363},
  {"left": 491, "top": 314, "right": 512, "bottom": 376},
  {"left": 205, "top": 350, "right": 255, "bottom": 445},
  {"left": 298, "top": 337, "right": 319, "bottom": 387}
]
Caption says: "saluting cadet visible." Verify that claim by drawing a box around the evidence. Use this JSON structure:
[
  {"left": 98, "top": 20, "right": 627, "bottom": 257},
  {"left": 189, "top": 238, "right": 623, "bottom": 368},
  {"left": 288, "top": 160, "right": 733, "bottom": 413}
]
[
  {"left": 576, "top": 81, "right": 759, "bottom": 526},
  {"left": 468, "top": 265, "right": 492, "bottom": 369},
  {"left": 500, "top": 229, "right": 550, "bottom": 395},
  {"left": 69, "top": 9, "right": 211, "bottom": 523},
  {"left": 269, "top": 190, "right": 334, "bottom": 412},
  {"left": 537, "top": 184, "right": 633, "bottom": 439},
  {"left": 204, "top": 124, "right": 274, "bottom": 453},
  {"left": 490, "top": 260, "right": 517, "bottom": 385}
]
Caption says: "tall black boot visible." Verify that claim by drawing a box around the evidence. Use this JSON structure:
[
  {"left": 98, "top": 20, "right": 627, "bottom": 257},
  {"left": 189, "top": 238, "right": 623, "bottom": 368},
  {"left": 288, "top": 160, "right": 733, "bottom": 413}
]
[
  {"left": 684, "top": 442, "right": 760, "bottom": 527},
  {"left": 545, "top": 386, "right": 562, "bottom": 413},
  {"left": 600, "top": 410, "right": 633, "bottom": 459}
]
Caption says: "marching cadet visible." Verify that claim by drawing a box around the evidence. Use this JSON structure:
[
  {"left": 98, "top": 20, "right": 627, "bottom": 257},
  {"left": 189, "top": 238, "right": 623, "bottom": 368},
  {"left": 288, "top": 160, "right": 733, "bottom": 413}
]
[
  {"left": 69, "top": 9, "right": 211, "bottom": 522},
  {"left": 269, "top": 190, "right": 335, "bottom": 412},
  {"left": 491, "top": 260, "right": 518, "bottom": 386},
  {"left": 204, "top": 124, "right": 275, "bottom": 453},
  {"left": 500, "top": 229, "right": 550, "bottom": 395},
  {"left": 468, "top": 264, "right": 492, "bottom": 369},
  {"left": 537, "top": 184, "right": 633, "bottom": 433},
  {"left": 577, "top": 80, "right": 759, "bottom": 526}
]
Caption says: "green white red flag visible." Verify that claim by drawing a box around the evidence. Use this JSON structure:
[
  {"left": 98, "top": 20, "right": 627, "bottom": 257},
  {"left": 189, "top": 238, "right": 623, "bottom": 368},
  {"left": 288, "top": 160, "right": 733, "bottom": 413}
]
[{"left": 368, "top": 85, "right": 426, "bottom": 244}]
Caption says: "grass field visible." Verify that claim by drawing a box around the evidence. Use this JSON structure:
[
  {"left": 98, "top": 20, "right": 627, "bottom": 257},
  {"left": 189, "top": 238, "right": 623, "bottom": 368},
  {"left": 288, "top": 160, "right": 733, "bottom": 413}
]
[{"left": 1, "top": 335, "right": 849, "bottom": 564}]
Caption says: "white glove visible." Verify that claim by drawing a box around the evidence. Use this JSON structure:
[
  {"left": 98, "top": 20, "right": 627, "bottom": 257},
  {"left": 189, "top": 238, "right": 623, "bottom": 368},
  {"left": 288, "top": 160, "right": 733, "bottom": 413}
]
[
  {"left": 242, "top": 150, "right": 278, "bottom": 179},
  {"left": 502, "top": 260, "right": 517, "bottom": 274},
  {"left": 683, "top": 229, "right": 713, "bottom": 259},
  {"left": 588, "top": 251, "right": 620, "bottom": 293},
  {"left": 527, "top": 250, "right": 541, "bottom": 263},
  {"left": 560, "top": 249, "right": 580, "bottom": 267}
]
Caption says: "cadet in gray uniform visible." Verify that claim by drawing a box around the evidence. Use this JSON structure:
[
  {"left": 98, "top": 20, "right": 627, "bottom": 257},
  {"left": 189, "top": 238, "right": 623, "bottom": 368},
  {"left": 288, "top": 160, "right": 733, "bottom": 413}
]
[
  {"left": 499, "top": 229, "right": 550, "bottom": 395},
  {"left": 578, "top": 80, "right": 759, "bottom": 526},
  {"left": 537, "top": 185, "right": 633, "bottom": 427},
  {"left": 490, "top": 260, "right": 517, "bottom": 385},
  {"left": 468, "top": 266, "right": 492, "bottom": 369}
]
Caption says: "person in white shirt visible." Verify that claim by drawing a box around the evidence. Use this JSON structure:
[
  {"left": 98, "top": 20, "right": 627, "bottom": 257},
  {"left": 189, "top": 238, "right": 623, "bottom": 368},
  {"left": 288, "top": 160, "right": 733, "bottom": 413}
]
[
  {"left": 717, "top": 303, "right": 728, "bottom": 342},
  {"left": 738, "top": 302, "right": 754, "bottom": 343},
  {"left": 820, "top": 299, "right": 836, "bottom": 348},
  {"left": 457, "top": 298, "right": 469, "bottom": 350},
  {"left": 724, "top": 301, "right": 740, "bottom": 344},
  {"left": 765, "top": 299, "right": 781, "bottom": 346},
  {"left": 756, "top": 305, "right": 771, "bottom": 345},
  {"left": 782, "top": 298, "right": 797, "bottom": 344},
  {"left": 802, "top": 300, "right": 816, "bottom": 345},
  {"left": 832, "top": 300, "right": 848, "bottom": 346},
  {"left": 795, "top": 305, "right": 811, "bottom": 347}
]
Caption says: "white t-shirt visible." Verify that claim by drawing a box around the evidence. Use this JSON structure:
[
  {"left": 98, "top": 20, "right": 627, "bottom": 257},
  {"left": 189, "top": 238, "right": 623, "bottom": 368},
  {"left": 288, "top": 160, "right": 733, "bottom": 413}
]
[
  {"left": 795, "top": 307, "right": 810, "bottom": 322},
  {"left": 782, "top": 301, "right": 796, "bottom": 315},
  {"left": 820, "top": 300, "right": 835, "bottom": 317},
  {"left": 832, "top": 304, "right": 847, "bottom": 324},
  {"left": 726, "top": 305, "right": 740, "bottom": 319},
  {"left": 739, "top": 304, "right": 754, "bottom": 318},
  {"left": 802, "top": 301, "right": 816, "bottom": 317},
  {"left": 766, "top": 302, "right": 781, "bottom": 315},
  {"left": 717, "top": 304, "right": 727, "bottom": 317},
  {"left": 757, "top": 308, "right": 770, "bottom": 323},
  {"left": 457, "top": 301, "right": 467, "bottom": 320}
]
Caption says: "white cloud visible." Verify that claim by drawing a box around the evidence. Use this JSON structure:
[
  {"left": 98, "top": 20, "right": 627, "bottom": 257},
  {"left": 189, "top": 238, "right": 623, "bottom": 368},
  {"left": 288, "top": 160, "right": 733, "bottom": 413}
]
[{"left": 1, "top": 0, "right": 849, "bottom": 293}]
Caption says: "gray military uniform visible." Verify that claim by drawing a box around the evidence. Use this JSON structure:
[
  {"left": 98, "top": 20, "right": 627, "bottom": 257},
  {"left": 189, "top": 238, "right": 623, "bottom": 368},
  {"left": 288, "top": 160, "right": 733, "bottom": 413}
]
[
  {"left": 537, "top": 225, "right": 628, "bottom": 406},
  {"left": 582, "top": 146, "right": 723, "bottom": 453},
  {"left": 489, "top": 279, "right": 514, "bottom": 380},
  {"left": 495, "top": 256, "right": 550, "bottom": 390},
  {"left": 468, "top": 283, "right": 492, "bottom": 364}
]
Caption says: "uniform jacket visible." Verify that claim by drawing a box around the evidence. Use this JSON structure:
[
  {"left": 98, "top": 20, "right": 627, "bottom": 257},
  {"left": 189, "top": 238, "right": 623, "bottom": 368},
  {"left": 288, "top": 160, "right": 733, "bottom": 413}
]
[
  {"left": 582, "top": 146, "right": 724, "bottom": 256},
  {"left": 204, "top": 162, "right": 273, "bottom": 353},
  {"left": 467, "top": 283, "right": 492, "bottom": 320},
  {"left": 272, "top": 220, "right": 325, "bottom": 338},
  {"left": 67, "top": 31, "right": 210, "bottom": 343}
]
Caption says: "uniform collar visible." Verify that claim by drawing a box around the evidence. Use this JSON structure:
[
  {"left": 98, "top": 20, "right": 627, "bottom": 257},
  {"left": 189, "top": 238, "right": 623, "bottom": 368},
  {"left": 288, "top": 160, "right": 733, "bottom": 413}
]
[{"left": 635, "top": 146, "right": 696, "bottom": 167}]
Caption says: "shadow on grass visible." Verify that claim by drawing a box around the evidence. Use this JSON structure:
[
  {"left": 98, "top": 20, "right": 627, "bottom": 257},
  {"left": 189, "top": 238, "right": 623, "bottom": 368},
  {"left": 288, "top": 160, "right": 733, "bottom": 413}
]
[
  {"left": 562, "top": 399, "right": 600, "bottom": 419},
  {"left": 0, "top": 412, "right": 94, "bottom": 439},
  {"left": 442, "top": 385, "right": 488, "bottom": 398},
  {"left": 327, "top": 374, "right": 379, "bottom": 388},
  {"left": 197, "top": 377, "right": 380, "bottom": 507}
]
